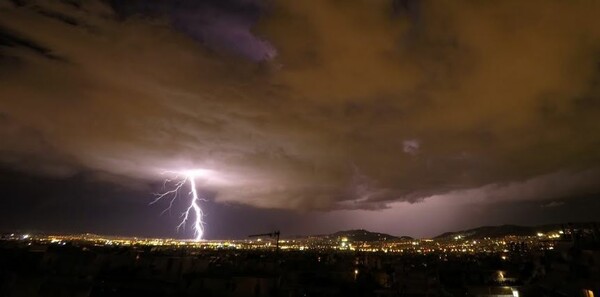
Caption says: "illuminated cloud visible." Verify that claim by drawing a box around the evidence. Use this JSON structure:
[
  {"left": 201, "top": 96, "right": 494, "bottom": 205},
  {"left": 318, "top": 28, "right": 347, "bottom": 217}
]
[
  {"left": 1, "top": 0, "right": 599, "bottom": 212},
  {"left": 403, "top": 139, "right": 420, "bottom": 155},
  {"left": 541, "top": 201, "right": 564, "bottom": 208}
]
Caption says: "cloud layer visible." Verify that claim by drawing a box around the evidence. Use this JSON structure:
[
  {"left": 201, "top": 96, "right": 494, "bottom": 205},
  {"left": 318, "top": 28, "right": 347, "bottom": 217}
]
[{"left": 1, "top": 0, "right": 600, "bottom": 211}]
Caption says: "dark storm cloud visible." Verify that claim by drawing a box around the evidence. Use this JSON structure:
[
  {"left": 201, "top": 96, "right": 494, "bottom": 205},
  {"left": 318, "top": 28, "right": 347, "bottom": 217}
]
[
  {"left": 111, "top": 0, "right": 275, "bottom": 62},
  {"left": 0, "top": 0, "right": 599, "bottom": 213}
]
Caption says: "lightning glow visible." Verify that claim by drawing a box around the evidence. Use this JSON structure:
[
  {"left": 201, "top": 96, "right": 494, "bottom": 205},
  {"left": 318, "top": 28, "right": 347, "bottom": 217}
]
[{"left": 151, "top": 170, "right": 210, "bottom": 241}]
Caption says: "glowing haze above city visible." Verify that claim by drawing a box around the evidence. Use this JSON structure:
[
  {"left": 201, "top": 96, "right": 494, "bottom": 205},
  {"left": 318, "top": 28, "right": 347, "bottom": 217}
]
[{"left": 1, "top": 0, "right": 600, "bottom": 240}]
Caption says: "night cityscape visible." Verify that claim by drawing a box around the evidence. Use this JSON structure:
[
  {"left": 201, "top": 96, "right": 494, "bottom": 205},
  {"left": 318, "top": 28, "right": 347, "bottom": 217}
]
[
  {"left": 1, "top": 0, "right": 600, "bottom": 296},
  {"left": 1, "top": 224, "right": 600, "bottom": 296}
]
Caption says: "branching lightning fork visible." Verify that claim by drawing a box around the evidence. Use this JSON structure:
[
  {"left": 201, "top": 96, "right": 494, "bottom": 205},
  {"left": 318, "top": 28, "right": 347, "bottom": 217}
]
[{"left": 151, "top": 170, "right": 208, "bottom": 241}]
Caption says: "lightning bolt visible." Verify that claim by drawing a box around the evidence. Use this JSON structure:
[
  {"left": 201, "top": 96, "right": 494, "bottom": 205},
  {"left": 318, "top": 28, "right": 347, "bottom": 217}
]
[{"left": 151, "top": 171, "right": 206, "bottom": 241}]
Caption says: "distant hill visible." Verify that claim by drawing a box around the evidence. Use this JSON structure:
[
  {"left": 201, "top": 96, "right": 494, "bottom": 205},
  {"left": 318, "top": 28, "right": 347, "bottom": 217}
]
[
  {"left": 328, "top": 229, "right": 413, "bottom": 242},
  {"left": 434, "top": 222, "right": 599, "bottom": 240},
  {"left": 434, "top": 225, "right": 535, "bottom": 240}
]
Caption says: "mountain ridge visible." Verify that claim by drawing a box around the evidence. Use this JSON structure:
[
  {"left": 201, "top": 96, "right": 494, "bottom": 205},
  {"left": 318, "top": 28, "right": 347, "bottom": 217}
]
[{"left": 433, "top": 222, "right": 599, "bottom": 240}]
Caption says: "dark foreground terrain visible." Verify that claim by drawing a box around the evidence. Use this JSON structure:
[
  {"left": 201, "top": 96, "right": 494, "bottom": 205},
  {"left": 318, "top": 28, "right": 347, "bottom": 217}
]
[{"left": 0, "top": 234, "right": 599, "bottom": 297}]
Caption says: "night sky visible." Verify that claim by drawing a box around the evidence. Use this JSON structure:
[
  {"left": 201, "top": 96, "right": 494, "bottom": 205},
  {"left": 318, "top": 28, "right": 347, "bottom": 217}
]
[{"left": 1, "top": 0, "right": 599, "bottom": 239}]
